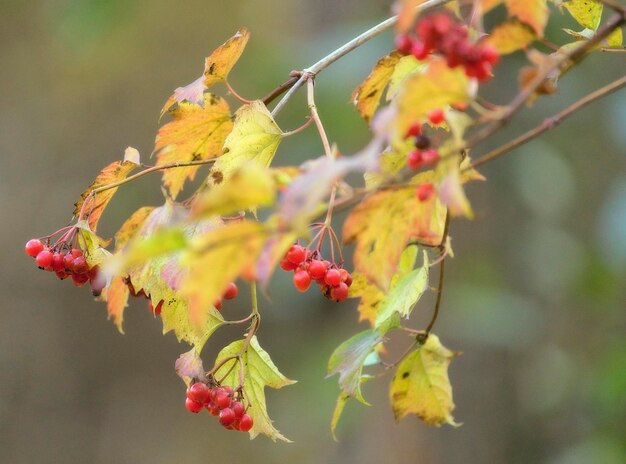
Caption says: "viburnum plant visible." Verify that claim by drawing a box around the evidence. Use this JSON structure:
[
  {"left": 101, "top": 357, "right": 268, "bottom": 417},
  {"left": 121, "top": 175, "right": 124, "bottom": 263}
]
[{"left": 25, "top": 0, "right": 625, "bottom": 442}]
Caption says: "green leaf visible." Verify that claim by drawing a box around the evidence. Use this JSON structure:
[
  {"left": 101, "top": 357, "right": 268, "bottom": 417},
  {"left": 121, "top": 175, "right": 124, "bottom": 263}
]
[
  {"left": 213, "top": 336, "right": 296, "bottom": 442},
  {"left": 375, "top": 251, "right": 429, "bottom": 328},
  {"left": 210, "top": 100, "right": 283, "bottom": 186},
  {"left": 330, "top": 392, "right": 350, "bottom": 442},
  {"left": 389, "top": 334, "right": 460, "bottom": 426},
  {"left": 562, "top": 0, "right": 603, "bottom": 31}
]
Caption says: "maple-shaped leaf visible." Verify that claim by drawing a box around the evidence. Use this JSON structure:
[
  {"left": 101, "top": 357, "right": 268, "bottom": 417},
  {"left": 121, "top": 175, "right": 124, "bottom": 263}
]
[
  {"left": 396, "top": 57, "right": 472, "bottom": 137},
  {"left": 343, "top": 174, "right": 446, "bottom": 288},
  {"left": 213, "top": 336, "right": 296, "bottom": 442},
  {"left": 114, "top": 206, "right": 155, "bottom": 251},
  {"left": 389, "top": 334, "right": 460, "bottom": 426},
  {"left": 374, "top": 251, "right": 429, "bottom": 329},
  {"left": 352, "top": 52, "right": 402, "bottom": 123},
  {"left": 175, "top": 348, "right": 205, "bottom": 387},
  {"left": 161, "top": 29, "right": 250, "bottom": 115},
  {"left": 73, "top": 149, "right": 140, "bottom": 232},
  {"left": 487, "top": 19, "right": 536, "bottom": 54},
  {"left": 181, "top": 220, "right": 267, "bottom": 328},
  {"left": 191, "top": 164, "right": 276, "bottom": 218},
  {"left": 349, "top": 245, "right": 418, "bottom": 325},
  {"left": 505, "top": 0, "right": 549, "bottom": 37},
  {"left": 562, "top": 0, "right": 603, "bottom": 31},
  {"left": 106, "top": 276, "right": 130, "bottom": 334},
  {"left": 155, "top": 94, "right": 233, "bottom": 199},
  {"left": 210, "top": 101, "right": 283, "bottom": 186}
]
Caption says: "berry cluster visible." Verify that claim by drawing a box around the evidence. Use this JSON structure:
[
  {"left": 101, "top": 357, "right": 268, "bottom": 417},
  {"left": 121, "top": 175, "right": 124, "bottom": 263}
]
[
  {"left": 404, "top": 122, "right": 440, "bottom": 171},
  {"left": 25, "top": 238, "right": 105, "bottom": 295},
  {"left": 280, "top": 243, "right": 352, "bottom": 302},
  {"left": 185, "top": 382, "right": 253, "bottom": 432},
  {"left": 395, "top": 13, "right": 500, "bottom": 81}
]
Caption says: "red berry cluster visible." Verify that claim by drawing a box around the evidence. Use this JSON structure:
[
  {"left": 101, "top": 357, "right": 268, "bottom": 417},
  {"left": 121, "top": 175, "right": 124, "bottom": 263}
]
[
  {"left": 280, "top": 244, "right": 352, "bottom": 302},
  {"left": 404, "top": 123, "right": 440, "bottom": 171},
  {"left": 395, "top": 13, "right": 500, "bottom": 81},
  {"left": 185, "top": 382, "right": 253, "bottom": 432},
  {"left": 25, "top": 238, "right": 105, "bottom": 295}
]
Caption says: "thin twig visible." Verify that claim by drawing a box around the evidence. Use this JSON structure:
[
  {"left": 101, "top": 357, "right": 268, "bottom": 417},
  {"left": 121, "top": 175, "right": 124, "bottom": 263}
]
[
  {"left": 425, "top": 213, "right": 450, "bottom": 335},
  {"left": 469, "top": 75, "right": 626, "bottom": 170}
]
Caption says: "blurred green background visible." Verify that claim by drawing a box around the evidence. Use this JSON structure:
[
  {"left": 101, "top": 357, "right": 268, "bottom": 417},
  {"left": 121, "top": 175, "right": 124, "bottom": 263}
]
[{"left": 1, "top": 1, "right": 625, "bottom": 463}]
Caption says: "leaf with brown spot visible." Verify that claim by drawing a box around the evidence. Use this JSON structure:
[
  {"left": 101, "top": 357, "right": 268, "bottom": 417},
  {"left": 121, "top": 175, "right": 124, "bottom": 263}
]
[
  {"left": 505, "top": 0, "right": 549, "bottom": 37},
  {"left": 203, "top": 28, "right": 250, "bottom": 87},
  {"left": 155, "top": 94, "right": 233, "bottom": 199},
  {"left": 562, "top": 0, "right": 603, "bottom": 31},
  {"left": 353, "top": 52, "right": 402, "bottom": 123},
  {"left": 73, "top": 158, "right": 140, "bottom": 232}
]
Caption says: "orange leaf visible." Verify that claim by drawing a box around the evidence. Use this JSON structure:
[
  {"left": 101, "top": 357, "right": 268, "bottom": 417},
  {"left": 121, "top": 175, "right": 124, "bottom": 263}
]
[
  {"left": 395, "top": 0, "right": 426, "bottom": 34},
  {"left": 353, "top": 52, "right": 402, "bottom": 123},
  {"left": 505, "top": 0, "right": 549, "bottom": 37},
  {"left": 114, "top": 206, "right": 155, "bottom": 251},
  {"left": 73, "top": 158, "right": 140, "bottom": 232},
  {"left": 204, "top": 28, "right": 250, "bottom": 87},
  {"left": 106, "top": 276, "right": 130, "bottom": 334},
  {"left": 155, "top": 94, "right": 233, "bottom": 199}
]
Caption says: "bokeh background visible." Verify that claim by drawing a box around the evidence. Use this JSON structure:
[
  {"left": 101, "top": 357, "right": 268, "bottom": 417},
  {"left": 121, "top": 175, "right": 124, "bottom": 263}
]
[{"left": 1, "top": 1, "right": 625, "bottom": 463}]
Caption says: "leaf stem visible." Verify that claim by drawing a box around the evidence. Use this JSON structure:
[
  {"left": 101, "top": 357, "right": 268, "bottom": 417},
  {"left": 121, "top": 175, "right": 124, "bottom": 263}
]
[{"left": 425, "top": 212, "right": 450, "bottom": 335}]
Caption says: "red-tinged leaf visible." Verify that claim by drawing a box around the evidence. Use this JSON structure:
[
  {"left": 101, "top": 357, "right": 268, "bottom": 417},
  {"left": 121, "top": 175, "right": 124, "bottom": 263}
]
[
  {"left": 155, "top": 94, "right": 233, "bottom": 199},
  {"left": 161, "top": 76, "right": 206, "bottom": 117},
  {"left": 73, "top": 155, "right": 140, "bottom": 232},
  {"left": 352, "top": 52, "right": 402, "bottom": 122},
  {"left": 203, "top": 28, "right": 250, "bottom": 87},
  {"left": 106, "top": 276, "right": 129, "bottom": 334},
  {"left": 505, "top": 0, "right": 549, "bottom": 37},
  {"left": 175, "top": 348, "right": 205, "bottom": 386}
]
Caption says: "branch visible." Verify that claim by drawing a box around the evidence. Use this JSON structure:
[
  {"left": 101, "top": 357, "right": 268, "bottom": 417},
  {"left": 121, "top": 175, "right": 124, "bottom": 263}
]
[
  {"left": 425, "top": 213, "right": 451, "bottom": 335},
  {"left": 469, "top": 75, "right": 626, "bottom": 170},
  {"left": 270, "top": 0, "right": 453, "bottom": 116}
]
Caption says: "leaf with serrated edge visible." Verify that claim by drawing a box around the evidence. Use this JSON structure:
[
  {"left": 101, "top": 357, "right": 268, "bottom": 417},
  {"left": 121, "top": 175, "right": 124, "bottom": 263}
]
[
  {"left": 191, "top": 164, "right": 276, "bottom": 218},
  {"left": 106, "top": 276, "right": 129, "bottom": 334},
  {"left": 73, "top": 158, "right": 139, "bottom": 232},
  {"left": 505, "top": 0, "right": 549, "bottom": 37},
  {"left": 389, "top": 334, "right": 460, "bottom": 426},
  {"left": 213, "top": 336, "right": 295, "bottom": 441},
  {"left": 487, "top": 19, "right": 536, "bottom": 54},
  {"left": 352, "top": 52, "right": 402, "bottom": 122},
  {"left": 210, "top": 101, "right": 283, "bottom": 186},
  {"left": 155, "top": 94, "right": 233, "bottom": 199},
  {"left": 375, "top": 251, "right": 429, "bottom": 328},
  {"left": 563, "top": 0, "right": 603, "bottom": 31}
]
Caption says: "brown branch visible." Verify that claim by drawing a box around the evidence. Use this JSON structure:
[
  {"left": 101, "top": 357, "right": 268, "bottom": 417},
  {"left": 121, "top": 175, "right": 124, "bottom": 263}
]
[
  {"left": 425, "top": 212, "right": 451, "bottom": 335},
  {"left": 469, "top": 75, "right": 626, "bottom": 170},
  {"left": 261, "top": 74, "right": 300, "bottom": 106}
]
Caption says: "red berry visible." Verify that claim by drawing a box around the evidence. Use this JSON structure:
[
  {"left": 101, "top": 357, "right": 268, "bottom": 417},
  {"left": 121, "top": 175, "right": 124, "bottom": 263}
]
[
  {"left": 35, "top": 249, "right": 53, "bottom": 269},
  {"left": 187, "top": 383, "right": 211, "bottom": 404},
  {"left": 70, "top": 248, "right": 83, "bottom": 258},
  {"left": 410, "top": 40, "right": 429, "bottom": 60},
  {"left": 286, "top": 245, "right": 306, "bottom": 265},
  {"left": 223, "top": 282, "right": 238, "bottom": 300},
  {"left": 63, "top": 253, "right": 75, "bottom": 271},
  {"left": 72, "top": 256, "right": 88, "bottom": 274},
  {"left": 55, "top": 270, "right": 69, "bottom": 280},
  {"left": 214, "top": 299, "right": 223, "bottom": 311},
  {"left": 330, "top": 282, "right": 349, "bottom": 302},
  {"left": 90, "top": 273, "right": 107, "bottom": 296},
  {"left": 480, "top": 44, "right": 500, "bottom": 65},
  {"left": 231, "top": 401, "right": 245, "bottom": 418},
  {"left": 279, "top": 258, "right": 298, "bottom": 271},
  {"left": 293, "top": 270, "right": 311, "bottom": 292},
  {"left": 185, "top": 397, "right": 204, "bottom": 413},
  {"left": 238, "top": 414, "right": 254, "bottom": 432},
  {"left": 219, "top": 408, "right": 236, "bottom": 427},
  {"left": 427, "top": 108, "right": 445, "bottom": 125},
  {"left": 407, "top": 150, "right": 423, "bottom": 170},
  {"left": 215, "top": 392, "right": 232, "bottom": 410},
  {"left": 307, "top": 259, "right": 328, "bottom": 279},
  {"left": 25, "top": 239, "right": 44, "bottom": 257},
  {"left": 395, "top": 34, "right": 413, "bottom": 55},
  {"left": 404, "top": 123, "right": 422, "bottom": 139},
  {"left": 51, "top": 252, "right": 65, "bottom": 272},
  {"left": 324, "top": 269, "right": 341, "bottom": 287},
  {"left": 416, "top": 183, "right": 435, "bottom": 202},
  {"left": 71, "top": 272, "right": 89, "bottom": 287},
  {"left": 208, "top": 404, "right": 220, "bottom": 416},
  {"left": 421, "top": 148, "right": 440, "bottom": 165}
]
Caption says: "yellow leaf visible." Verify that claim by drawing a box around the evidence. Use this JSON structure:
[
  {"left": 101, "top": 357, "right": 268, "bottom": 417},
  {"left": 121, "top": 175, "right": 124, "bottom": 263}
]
[
  {"left": 487, "top": 19, "right": 536, "bottom": 54},
  {"left": 114, "top": 206, "right": 155, "bottom": 251},
  {"left": 155, "top": 94, "right": 233, "bottom": 199},
  {"left": 73, "top": 158, "right": 139, "bottom": 232},
  {"left": 75, "top": 220, "right": 111, "bottom": 268},
  {"left": 343, "top": 174, "right": 446, "bottom": 288},
  {"left": 396, "top": 57, "right": 471, "bottom": 138},
  {"left": 213, "top": 336, "right": 296, "bottom": 441},
  {"left": 606, "top": 27, "right": 623, "bottom": 47},
  {"left": 562, "top": 0, "right": 603, "bottom": 31},
  {"left": 181, "top": 220, "right": 267, "bottom": 328},
  {"left": 348, "top": 273, "right": 386, "bottom": 325},
  {"left": 352, "top": 52, "right": 402, "bottom": 122},
  {"left": 106, "top": 276, "right": 129, "bottom": 334},
  {"left": 203, "top": 28, "right": 250, "bottom": 88},
  {"left": 191, "top": 164, "right": 276, "bottom": 218},
  {"left": 505, "top": 0, "right": 549, "bottom": 37},
  {"left": 386, "top": 55, "right": 426, "bottom": 101},
  {"left": 330, "top": 392, "right": 350, "bottom": 441},
  {"left": 210, "top": 101, "right": 283, "bottom": 186},
  {"left": 389, "top": 334, "right": 460, "bottom": 426}
]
